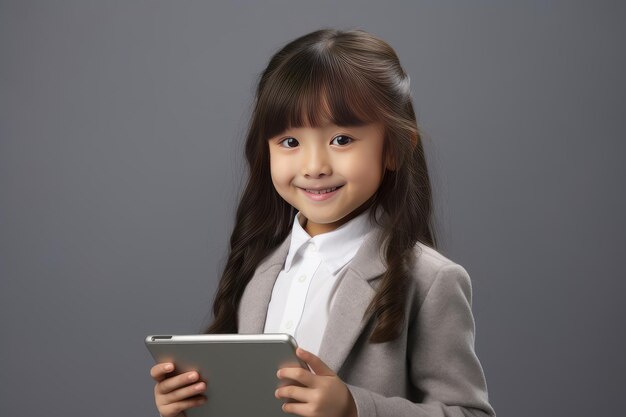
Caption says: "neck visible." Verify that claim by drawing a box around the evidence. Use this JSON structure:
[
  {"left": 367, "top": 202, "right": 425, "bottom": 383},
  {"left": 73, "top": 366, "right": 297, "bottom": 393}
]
[
  {"left": 304, "top": 220, "right": 342, "bottom": 237},
  {"left": 302, "top": 204, "right": 373, "bottom": 237}
]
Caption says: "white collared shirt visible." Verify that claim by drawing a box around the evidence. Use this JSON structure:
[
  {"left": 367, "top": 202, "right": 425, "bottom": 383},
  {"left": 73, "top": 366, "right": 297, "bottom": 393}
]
[{"left": 263, "top": 209, "right": 375, "bottom": 355}]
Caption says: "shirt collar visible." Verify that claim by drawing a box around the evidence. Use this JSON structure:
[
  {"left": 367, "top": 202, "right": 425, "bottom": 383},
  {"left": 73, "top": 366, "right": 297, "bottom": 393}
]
[{"left": 283, "top": 207, "right": 379, "bottom": 275}]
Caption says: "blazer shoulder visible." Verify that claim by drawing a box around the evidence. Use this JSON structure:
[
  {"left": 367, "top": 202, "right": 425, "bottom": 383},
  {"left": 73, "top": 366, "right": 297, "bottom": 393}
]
[
  {"left": 412, "top": 241, "right": 466, "bottom": 276},
  {"left": 408, "top": 242, "right": 472, "bottom": 302}
]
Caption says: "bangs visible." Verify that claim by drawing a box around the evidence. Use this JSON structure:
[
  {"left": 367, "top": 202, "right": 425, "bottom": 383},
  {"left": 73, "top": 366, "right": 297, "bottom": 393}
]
[{"left": 257, "top": 50, "right": 381, "bottom": 140}]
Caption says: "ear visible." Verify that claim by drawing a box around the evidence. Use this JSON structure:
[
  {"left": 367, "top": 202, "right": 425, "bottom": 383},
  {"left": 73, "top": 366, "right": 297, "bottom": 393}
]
[
  {"left": 410, "top": 131, "right": 418, "bottom": 148},
  {"left": 384, "top": 142, "right": 397, "bottom": 171}
]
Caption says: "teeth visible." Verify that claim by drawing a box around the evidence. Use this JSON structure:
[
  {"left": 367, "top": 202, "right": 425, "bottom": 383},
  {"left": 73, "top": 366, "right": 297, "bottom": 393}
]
[{"left": 306, "top": 186, "right": 338, "bottom": 194}]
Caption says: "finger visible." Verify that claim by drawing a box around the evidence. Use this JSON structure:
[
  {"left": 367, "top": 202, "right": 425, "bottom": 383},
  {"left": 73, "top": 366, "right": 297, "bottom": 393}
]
[
  {"left": 277, "top": 367, "right": 315, "bottom": 387},
  {"left": 281, "top": 401, "right": 312, "bottom": 416},
  {"left": 296, "top": 347, "right": 335, "bottom": 376},
  {"left": 275, "top": 385, "right": 311, "bottom": 403},
  {"left": 150, "top": 363, "right": 175, "bottom": 382},
  {"left": 160, "top": 395, "right": 207, "bottom": 417},
  {"left": 161, "top": 381, "right": 207, "bottom": 405},
  {"left": 157, "top": 371, "right": 202, "bottom": 395}
]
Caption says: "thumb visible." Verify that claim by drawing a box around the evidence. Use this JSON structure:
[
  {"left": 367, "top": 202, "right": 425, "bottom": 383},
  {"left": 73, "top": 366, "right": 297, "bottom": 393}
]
[{"left": 296, "top": 347, "right": 335, "bottom": 376}]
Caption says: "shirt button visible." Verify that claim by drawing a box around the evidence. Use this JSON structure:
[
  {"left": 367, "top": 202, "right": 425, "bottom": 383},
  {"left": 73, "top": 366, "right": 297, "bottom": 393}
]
[
  {"left": 307, "top": 243, "right": 317, "bottom": 252},
  {"left": 285, "top": 320, "right": 293, "bottom": 330},
  {"left": 297, "top": 275, "right": 306, "bottom": 282}
]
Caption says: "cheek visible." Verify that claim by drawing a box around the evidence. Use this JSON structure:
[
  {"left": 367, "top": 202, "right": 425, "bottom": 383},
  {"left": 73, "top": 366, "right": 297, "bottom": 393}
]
[
  {"left": 269, "top": 153, "right": 284, "bottom": 182},
  {"left": 343, "top": 153, "right": 384, "bottom": 189},
  {"left": 269, "top": 153, "right": 293, "bottom": 191}
]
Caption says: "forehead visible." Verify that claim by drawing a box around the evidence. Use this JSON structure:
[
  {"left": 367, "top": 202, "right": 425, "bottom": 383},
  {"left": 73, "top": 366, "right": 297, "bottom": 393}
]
[
  {"left": 278, "top": 120, "right": 384, "bottom": 137},
  {"left": 261, "top": 79, "right": 384, "bottom": 140}
]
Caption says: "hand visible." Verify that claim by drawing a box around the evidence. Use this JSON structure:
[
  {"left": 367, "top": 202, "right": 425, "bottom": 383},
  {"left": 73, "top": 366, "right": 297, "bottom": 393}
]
[
  {"left": 150, "top": 362, "right": 207, "bottom": 417},
  {"left": 275, "top": 347, "right": 358, "bottom": 417}
]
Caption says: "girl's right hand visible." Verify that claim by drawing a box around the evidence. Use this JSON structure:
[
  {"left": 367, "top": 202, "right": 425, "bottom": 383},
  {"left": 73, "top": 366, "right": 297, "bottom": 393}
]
[{"left": 150, "top": 362, "right": 208, "bottom": 417}]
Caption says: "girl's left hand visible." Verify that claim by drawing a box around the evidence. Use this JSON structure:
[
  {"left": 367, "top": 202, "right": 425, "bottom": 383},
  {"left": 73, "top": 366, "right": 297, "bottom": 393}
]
[{"left": 275, "top": 347, "right": 357, "bottom": 417}]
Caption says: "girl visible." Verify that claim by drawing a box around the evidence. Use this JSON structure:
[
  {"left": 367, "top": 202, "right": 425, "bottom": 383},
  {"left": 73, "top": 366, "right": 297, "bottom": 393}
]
[{"left": 150, "top": 28, "right": 496, "bottom": 417}]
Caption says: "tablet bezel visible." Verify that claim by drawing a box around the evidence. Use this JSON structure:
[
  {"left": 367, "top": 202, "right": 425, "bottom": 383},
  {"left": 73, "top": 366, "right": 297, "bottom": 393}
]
[{"left": 145, "top": 333, "right": 309, "bottom": 417}]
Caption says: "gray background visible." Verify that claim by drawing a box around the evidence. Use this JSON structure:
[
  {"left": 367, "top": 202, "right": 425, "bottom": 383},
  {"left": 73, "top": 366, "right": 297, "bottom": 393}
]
[{"left": 1, "top": 1, "right": 624, "bottom": 416}]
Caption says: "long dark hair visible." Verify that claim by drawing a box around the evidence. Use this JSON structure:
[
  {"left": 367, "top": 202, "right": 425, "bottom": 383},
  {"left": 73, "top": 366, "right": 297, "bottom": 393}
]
[{"left": 205, "top": 28, "right": 437, "bottom": 343}]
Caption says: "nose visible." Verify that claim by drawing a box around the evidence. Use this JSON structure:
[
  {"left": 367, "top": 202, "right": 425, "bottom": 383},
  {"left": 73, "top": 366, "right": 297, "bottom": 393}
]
[{"left": 301, "top": 146, "right": 332, "bottom": 178}]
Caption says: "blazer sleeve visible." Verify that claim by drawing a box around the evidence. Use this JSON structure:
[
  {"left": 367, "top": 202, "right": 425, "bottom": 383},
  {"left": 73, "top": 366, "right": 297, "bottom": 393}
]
[{"left": 345, "top": 264, "right": 496, "bottom": 417}]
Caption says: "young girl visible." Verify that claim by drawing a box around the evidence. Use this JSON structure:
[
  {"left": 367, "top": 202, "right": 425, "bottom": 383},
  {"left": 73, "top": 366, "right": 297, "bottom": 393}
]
[{"left": 150, "top": 28, "right": 496, "bottom": 417}]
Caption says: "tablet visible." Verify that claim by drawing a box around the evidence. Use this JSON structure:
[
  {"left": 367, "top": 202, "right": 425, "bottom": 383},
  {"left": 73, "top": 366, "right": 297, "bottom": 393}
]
[{"left": 145, "top": 334, "right": 308, "bottom": 417}]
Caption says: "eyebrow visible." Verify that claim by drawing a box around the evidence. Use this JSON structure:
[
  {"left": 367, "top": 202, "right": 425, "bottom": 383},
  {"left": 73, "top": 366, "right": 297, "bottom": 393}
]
[{"left": 286, "top": 122, "right": 369, "bottom": 133}]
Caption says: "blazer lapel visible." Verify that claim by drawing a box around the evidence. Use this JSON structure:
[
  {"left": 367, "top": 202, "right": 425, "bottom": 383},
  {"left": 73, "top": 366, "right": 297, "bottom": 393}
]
[
  {"left": 238, "top": 233, "right": 292, "bottom": 333},
  {"left": 317, "top": 227, "right": 387, "bottom": 374},
  {"left": 237, "top": 226, "right": 388, "bottom": 375}
]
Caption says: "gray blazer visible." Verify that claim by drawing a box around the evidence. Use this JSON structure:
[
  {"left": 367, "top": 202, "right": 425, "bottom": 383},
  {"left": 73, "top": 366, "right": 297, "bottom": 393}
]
[{"left": 238, "top": 226, "right": 496, "bottom": 417}]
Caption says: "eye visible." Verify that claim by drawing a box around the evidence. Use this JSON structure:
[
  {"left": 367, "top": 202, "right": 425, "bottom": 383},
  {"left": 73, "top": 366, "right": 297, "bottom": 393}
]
[
  {"left": 279, "top": 137, "right": 299, "bottom": 148},
  {"left": 331, "top": 135, "right": 353, "bottom": 146}
]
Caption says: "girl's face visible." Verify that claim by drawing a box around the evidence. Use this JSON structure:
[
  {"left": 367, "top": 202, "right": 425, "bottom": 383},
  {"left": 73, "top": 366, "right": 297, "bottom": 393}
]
[{"left": 268, "top": 121, "right": 386, "bottom": 236}]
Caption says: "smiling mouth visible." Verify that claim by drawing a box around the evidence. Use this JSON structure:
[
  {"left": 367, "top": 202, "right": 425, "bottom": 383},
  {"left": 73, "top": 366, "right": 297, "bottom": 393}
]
[{"left": 303, "top": 185, "right": 343, "bottom": 194}]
